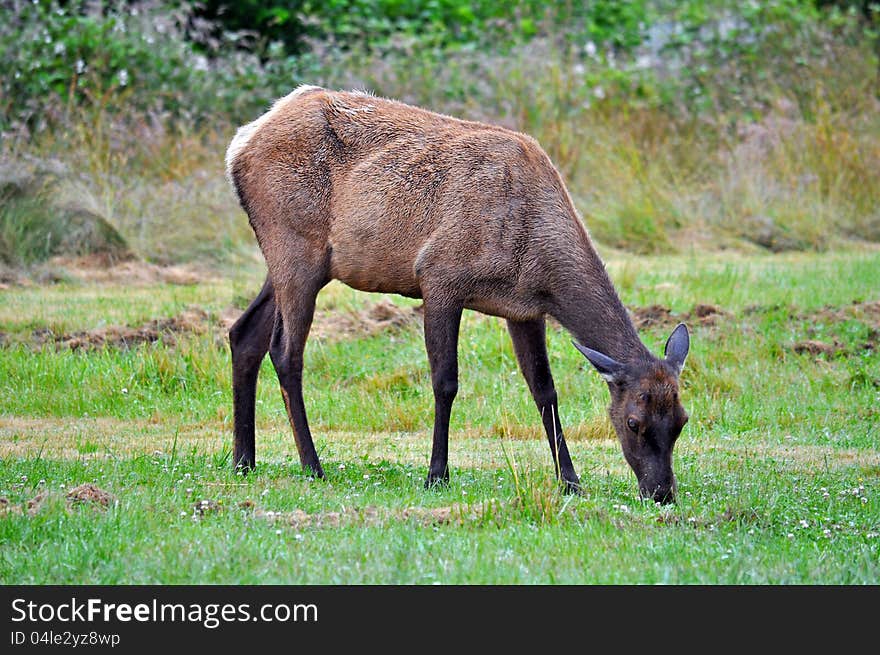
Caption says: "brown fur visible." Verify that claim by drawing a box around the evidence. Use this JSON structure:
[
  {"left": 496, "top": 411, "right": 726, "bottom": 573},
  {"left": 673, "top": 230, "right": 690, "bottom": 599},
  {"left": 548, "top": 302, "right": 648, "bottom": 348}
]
[
  {"left": 226, "top": 86, "right": 690, "bottom": 501},
  {"left": 229, "top": 87, "right": 634, "bottom": 338}
]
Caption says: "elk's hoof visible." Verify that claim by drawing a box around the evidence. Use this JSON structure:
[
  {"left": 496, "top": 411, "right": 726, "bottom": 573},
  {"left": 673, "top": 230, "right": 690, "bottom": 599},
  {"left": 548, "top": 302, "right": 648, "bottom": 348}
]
[
  {"left": 562, "top": 479, "right": 583, "bottom": 496},
  {"left": 233, "top": 457, "right": 255, "bottom": 475},
  {"left": 306, "top": 465, "right": 325, "bottom": 480},
  {"left": 424, "top": 471, "right": 450, "bottom": 490}
]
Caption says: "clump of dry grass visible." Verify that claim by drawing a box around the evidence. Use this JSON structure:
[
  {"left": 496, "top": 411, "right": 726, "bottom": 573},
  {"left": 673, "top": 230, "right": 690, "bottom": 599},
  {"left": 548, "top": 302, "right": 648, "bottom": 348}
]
[
  {"left": 708, "top": 95, "right": 880, "bottom": 251},
  {"left": 4, "top": 106, "right": 255, "bottom": 266}
]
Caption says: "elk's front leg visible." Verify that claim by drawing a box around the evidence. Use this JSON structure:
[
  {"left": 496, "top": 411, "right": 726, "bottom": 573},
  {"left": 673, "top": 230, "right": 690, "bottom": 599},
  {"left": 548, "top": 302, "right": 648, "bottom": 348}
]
[
  {"left": 507, "top": 318, "right": 581, "bottom": 494},
  {"left": 269, "top": 275, "right": 325, "bottom": 479},
  {"left": 423, "top": 302, "right": 463, "bottom": 488}
]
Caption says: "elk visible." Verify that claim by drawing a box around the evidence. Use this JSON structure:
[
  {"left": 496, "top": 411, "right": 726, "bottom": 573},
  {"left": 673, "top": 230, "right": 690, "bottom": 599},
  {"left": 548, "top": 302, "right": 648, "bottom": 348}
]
[{"left": 226, "top": 85, "right": 690, "bottom": 503}]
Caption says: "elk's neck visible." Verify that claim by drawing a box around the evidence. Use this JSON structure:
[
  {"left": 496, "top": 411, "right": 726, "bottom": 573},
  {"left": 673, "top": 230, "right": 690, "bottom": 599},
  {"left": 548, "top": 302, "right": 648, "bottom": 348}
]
[{"left": 548, "top": 237, "right": 651, "bottom": 364}]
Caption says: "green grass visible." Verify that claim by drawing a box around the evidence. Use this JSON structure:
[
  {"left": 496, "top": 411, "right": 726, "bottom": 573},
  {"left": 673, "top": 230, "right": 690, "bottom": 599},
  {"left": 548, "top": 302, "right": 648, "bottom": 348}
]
[{"left": 1, "top": 250, "right": 878, "bottom": 583}]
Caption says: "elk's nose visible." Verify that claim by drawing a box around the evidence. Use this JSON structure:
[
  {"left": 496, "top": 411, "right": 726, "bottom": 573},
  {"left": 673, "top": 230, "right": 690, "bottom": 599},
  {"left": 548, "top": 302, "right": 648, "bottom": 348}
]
[
  {"left": 652, "top": 487, "right": 676, "bottom": 505},
  {"left": 640, "top": 478, "right": 676, "bottom": 505}
]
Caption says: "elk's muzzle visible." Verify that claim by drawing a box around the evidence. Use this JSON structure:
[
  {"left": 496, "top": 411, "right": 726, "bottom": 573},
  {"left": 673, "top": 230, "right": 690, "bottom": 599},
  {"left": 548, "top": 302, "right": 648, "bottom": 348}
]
[{"left": 639, "top": 475, "right": 677, "bottom": 505}]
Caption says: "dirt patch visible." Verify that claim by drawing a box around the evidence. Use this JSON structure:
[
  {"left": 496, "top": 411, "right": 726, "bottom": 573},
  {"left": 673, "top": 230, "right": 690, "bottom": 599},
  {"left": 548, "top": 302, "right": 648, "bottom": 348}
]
[
  {"left": 1, "top": 492, "right": 51, "bottom": 517},
  {"left": 218, "top": 305, "right": 245, "bottom": 332},
  {"left": 803, "top": 299, "right": 880, "bottom": 323},
  {"left": 27, "top": 492, "right": 49, "bottom": 516},
  {"left": 30, "top": 307, "right": 215, "bottom": 350},
  {"left": 802, "top": 300, "right": 880, "bottom": 333},
  {"left": 66, "top": 483, "right": 116, "bottom": 509},
  {"left": 690, "top": 303, "right": 729, "bottom": 326},
  {"left": 803, "top": 301, "right": 880, "bottom": 355},
  {"left": 0, "top": 497, "right": 21, "bottom": 517},
  {"left": 631, "top": 299, "right": 880, "bottom": 355},
  {"left": 192, "top": 499, "right": 223, "bottom": 516},
  {"left": 47, "top": 254, "right": 217, "bottom": 286},
  {"left": 630, "top": 304, "right": 674, "bottom": 330},
  {"left": 629, "top": 303, "right": 730, "bottom": 330},
  {"left": 1, "top": 485, "right": 116, "bottom": 516},
  {"left": 312, "top": 300, "right": 423, "bottom": 341},
  {"left": 747, "top": 299, "right": 880, "bottom": 327},
  {"left": 398, "top": 503, "right": 494, "bottom": 525},
  {"left": 219, "top": 298, "right": 422, "bottom": 343},
  {"left": 742, "top": 299, "right": 880, "bottom": 358},
  {"left": 792, "top": 339, "right": 846, "bottom": 357}
]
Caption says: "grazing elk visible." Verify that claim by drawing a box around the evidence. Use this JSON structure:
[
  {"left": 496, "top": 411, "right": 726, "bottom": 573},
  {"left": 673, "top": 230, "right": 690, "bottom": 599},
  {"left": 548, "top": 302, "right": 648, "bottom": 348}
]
[{"left": 226, "top": 85, "right": 690, "bottom": 503}]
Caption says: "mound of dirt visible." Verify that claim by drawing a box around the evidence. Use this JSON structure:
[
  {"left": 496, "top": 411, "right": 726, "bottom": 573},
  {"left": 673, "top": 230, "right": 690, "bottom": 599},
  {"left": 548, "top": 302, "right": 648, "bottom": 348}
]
[
  {"left": 53, "top": 255, "right": 215, "bottom": 286},
  {"left": 218, "top": 299, "right": 422, "bottom": 344},
  {"left": 785, "top": 300, "right": 880, "bottom": 358},
  {"left": 27, "top": 492, "right": 48, "bottom": 516},
  {"left": 192, "top": 499, "right": 223, "bottom": 516},
  {"left": 310, "top": 300, "right": 423, "bottom": 342},
  {"left": 630, "top": 304, "right": 674, "bottom": 329},
  {"left": 0, "top": 497, "right": 20, "bottom": 517},
  {"left": 0, "top": 493, "right": 51, "bottom": 518},
  {"left": 792, "top": 339, "right": 845, "bottom": 357},
  {"left": 629, "top": 303, "right": 729, "bottom": 330},
  {"left": 690, "top": 303, "right": 729, "bottom": 326},
  {"left": 66, "top": 483, "right": 116, "bottom": 509},
  {"left": 803, "top": 300, "right": 880, "bottom": 328},
  {"left": 1, "top": 486, "right": 116, "bottom": 517},
  {"left": 44, "top": 307, "right": 213, "bottom": 351}
]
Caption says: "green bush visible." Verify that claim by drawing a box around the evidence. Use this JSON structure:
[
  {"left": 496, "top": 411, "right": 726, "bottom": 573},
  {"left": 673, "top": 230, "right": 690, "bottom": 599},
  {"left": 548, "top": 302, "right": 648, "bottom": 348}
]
[
  {"left": 0, "top": 189, "right": 63, "bottom": 266},
  {"left": 192, "top": 0, "right": 655, "bottom": 54},
  {"left": 0, "top": 0, "right": 319, "bottom": 132}
]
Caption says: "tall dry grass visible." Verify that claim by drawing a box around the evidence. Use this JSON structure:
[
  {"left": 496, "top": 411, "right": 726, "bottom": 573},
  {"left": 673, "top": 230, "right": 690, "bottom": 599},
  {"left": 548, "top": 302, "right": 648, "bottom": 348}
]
[
  {"left": 3, "top": 25, "right": 878, "bottom": 266},
  {"left": 2, "top": 106, "right": 253, "bottom": 266}
]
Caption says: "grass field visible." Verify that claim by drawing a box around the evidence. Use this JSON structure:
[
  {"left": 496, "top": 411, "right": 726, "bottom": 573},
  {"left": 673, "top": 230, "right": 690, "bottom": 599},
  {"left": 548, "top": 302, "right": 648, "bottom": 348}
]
[{"left": 1, "top": 248, "right": 878, "bottom": 584}]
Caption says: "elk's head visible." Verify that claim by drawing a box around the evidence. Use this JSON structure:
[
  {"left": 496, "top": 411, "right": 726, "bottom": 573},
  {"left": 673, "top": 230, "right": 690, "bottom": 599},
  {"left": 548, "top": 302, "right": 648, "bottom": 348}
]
[{"left": 574, "top": 324, "right": 690, "bottom": 504}]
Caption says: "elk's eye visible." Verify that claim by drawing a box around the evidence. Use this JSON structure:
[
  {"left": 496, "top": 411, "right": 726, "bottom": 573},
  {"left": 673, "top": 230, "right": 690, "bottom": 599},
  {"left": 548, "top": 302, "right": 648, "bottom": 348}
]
[{"left": 626, "top": 417, "right": 639, "bottom": 433}]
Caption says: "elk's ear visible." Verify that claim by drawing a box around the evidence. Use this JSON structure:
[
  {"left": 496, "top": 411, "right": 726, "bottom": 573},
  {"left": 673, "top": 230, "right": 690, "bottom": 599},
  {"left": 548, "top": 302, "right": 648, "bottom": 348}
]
[
  {"left": 573, "top": 341, "right": 626, "bottom": 383},
  {"left": 664, "top": 323, "right": 690, "bottom": 375}
]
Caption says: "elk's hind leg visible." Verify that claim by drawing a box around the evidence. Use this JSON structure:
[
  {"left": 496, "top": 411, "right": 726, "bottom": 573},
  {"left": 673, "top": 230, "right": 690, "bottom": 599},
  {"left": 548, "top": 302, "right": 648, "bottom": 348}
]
[
  {"left": 507, "top": 318, "right": 580, "bottom": 494},
  {"left": 229, "top": 276, "right": 276, "bottom": 472},
  {"left": 268, "top": 263, "right": 327, "bottom": 479}
]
